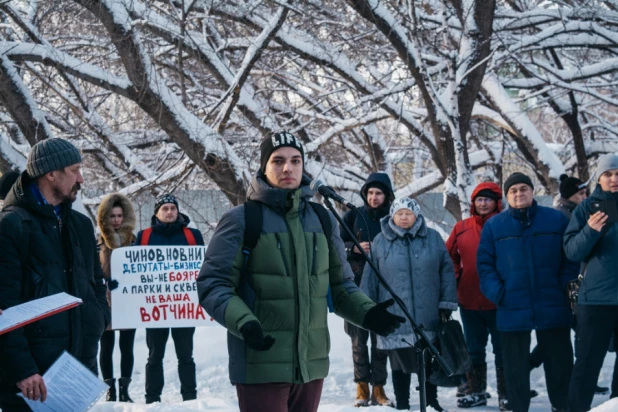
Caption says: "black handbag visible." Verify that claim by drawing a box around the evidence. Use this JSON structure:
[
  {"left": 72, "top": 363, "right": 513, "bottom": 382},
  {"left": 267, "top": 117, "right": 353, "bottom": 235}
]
[{"left": 428, "top": 319, "right": 471, "bottom": 387}]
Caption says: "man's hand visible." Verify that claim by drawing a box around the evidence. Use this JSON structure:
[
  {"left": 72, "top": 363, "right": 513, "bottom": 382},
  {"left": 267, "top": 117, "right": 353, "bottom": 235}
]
[
  {"left": 353, "top": 242, "right": 371, "bottom": 255},
  {"left": 240, "top": 321, "right": 275, "bottom": 351},
  {"left": 362, "top": 299, "right": 406, "bottom": 337},
  {"left": 17, "top": 374, "right": 47, "bottom": 402},
  {"left": 588, "top": 211, "right": 608, "bottom": 232}
]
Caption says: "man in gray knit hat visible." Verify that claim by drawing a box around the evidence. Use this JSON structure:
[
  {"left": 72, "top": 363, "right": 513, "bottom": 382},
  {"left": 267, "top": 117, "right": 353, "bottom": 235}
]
[{"left": 0, "top": 138, "right": 109, "bottom": 410}]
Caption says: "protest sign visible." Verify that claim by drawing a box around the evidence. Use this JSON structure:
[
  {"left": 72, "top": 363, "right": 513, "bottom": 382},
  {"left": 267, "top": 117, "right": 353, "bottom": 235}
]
[{"left": 110, "top": 245, "right": 212, "bottom": 329}]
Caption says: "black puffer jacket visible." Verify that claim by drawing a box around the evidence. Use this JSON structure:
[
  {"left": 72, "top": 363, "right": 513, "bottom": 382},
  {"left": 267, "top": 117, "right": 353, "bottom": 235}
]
[
  {"left": 0, "top": 172, "right": 110, "bottom": 388},
  {"left": 340, "top": 172, "right": 394, "bottom": 283}
]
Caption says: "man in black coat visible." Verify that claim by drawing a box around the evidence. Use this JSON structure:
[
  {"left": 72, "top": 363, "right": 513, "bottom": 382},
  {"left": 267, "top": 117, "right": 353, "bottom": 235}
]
[
  {"left": 340, "top": 172, "right": 395, "bottom": 407},
  {"left": 0, "top": 138, "right": 110, "bottom": 411}
]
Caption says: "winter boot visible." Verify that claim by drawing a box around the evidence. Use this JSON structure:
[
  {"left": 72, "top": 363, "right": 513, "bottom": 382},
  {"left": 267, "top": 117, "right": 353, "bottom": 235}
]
[
  {"left": 496, "top": 367, "right": 510, "bottom": 411},
  {"left": 456, "top": 379, "right": 469, "bottom": 397},
  {"left": 354, "top": 382, "right": 370, "bottom": 407},
  {"left": 425, "top": 381, "right": 444, "bottom": 412},
  {"left": 595, "top": 384, "right": 610, "bottom": 395},
  {"left": 104, "top": 379, "right": 116, "bottom": 402},
  {"left": 391, "top": 370, "right": 411, "bottom": 410},
  {"left": 371, "top": 384, "right": 394, "bottom": 406},
  {"left": 118, "top": 377, "right": 134, "bottom": 403},
  {"left": 458, "top": 363, "right": 488, "bottom": 408}
]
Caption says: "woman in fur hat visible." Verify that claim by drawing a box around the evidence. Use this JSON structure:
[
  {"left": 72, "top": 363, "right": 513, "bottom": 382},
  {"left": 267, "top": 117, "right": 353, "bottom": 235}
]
[{"left": 97, "top": 193, "right": 137, "bottom": 403}]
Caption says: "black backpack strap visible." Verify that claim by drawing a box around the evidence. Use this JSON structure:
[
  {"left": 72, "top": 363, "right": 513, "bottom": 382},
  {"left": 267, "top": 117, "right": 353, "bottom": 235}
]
[
  {"left": 242, "top": 200, "right": 262, "bottom": 274},
  {"left": 309, "top": 201, "right": 332, "bottom": 240}
]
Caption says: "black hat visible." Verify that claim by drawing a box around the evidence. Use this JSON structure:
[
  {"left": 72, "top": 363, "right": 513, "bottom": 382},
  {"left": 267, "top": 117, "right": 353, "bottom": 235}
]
[
  {"left": 474, "top": 188, "right": 499, "bottom": 202},
  {"left": 260, "top": 132, "right": 304, "bottom": 173},
  {"left": 0, "top": 171, "right": 19, "bottom": 200},
  {"left": 154, "top": 194, "right": 179, "bottom": 214},
  {"left": 504, "top": 172, "right": 534, "bottom": 194},
  {"left": 559, "top": 174, "right": 586, "bottom": 199}
]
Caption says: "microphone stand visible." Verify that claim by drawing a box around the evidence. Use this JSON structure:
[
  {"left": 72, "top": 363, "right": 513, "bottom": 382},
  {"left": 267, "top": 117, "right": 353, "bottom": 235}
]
[{"left": 321, "top": 197, "right": 453, "bottom": 412}]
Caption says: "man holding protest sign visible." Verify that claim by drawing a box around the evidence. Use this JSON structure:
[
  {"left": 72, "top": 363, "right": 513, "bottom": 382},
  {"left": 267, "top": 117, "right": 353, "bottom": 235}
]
[
  {"left": 198, "top": 132, "right": 404, "bottom": 412},
  {"left": 135, "top": 194, "right": 204, "bottom": 404},
  {"left": 0, "top": 138, "right": 110, "bottom": 411}
]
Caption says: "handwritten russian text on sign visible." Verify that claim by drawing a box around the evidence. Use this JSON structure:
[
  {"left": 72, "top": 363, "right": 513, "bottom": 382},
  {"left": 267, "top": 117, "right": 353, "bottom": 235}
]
[{"left": 110, "top": 246, "right": 211, "bottom": 329}]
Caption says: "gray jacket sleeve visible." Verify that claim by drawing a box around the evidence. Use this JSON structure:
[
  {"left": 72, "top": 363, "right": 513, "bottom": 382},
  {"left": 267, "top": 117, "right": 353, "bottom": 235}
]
[
  {"left": 196, "top": 207, "right": 258, "bottom": 337},
  {"left": 433, "top": 230, "right": 458, "bottom": 310},
  {"left": 326, "top": 210, "right": 376, "bottom": 326}
]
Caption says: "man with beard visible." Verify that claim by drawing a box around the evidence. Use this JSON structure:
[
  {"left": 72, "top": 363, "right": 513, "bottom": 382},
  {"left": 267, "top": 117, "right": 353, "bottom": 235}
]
[
  {"left": 0, "top": 138, "right": 110, "bottom": 411},
  {"left": 341, "top": 172, "right": 395, "bottom": 407}
]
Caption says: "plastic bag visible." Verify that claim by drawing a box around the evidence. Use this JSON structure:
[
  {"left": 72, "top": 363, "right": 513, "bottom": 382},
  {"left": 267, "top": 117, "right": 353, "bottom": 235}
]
[{"left": 428, "top": 319, "right": 471, "bottom": 387}]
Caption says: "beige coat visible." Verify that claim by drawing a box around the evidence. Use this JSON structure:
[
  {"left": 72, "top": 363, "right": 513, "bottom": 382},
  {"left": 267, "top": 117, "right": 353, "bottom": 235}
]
[{"left": 97, "top": 193, "right": 136, "bottom": 307}]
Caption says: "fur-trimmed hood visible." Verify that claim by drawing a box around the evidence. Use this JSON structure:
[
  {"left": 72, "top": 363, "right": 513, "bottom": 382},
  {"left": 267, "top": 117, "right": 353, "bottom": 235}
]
[{"left": 97, "top": 193, "right": 136, "bottom": 249}]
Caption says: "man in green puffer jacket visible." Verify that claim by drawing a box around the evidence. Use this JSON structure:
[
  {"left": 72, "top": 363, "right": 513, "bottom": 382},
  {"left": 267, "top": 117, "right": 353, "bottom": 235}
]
[{"left": 197, "top": 132, "right": 404, "bottom": 412}]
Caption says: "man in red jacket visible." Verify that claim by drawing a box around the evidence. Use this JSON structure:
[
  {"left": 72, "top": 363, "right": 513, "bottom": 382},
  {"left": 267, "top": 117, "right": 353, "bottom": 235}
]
[{"left": 446, "top": 182, "right": 507, "bottom": 410}]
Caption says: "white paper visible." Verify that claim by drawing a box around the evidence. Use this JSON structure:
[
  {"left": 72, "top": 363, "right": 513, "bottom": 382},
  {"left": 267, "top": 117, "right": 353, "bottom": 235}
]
[
  {"left": 110, "top": 245, "right": 214, "bottom": 329},
  {"left": 0, "top": 293, "right": 82, "bottom": 335},
  {"left": 18, "top": 351, "right": 108, "bottom": 412}
]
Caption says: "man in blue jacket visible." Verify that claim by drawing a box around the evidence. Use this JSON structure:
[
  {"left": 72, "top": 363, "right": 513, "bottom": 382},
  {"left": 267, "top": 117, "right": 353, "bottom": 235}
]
[
  {"left": 136, "top": 194, "right": 204, "bottom": 404},
  {"left": 477, "top": 172, "right": 578, "bottom": 412},
  {"left": 565, "top": 154, "right": 618, "bottom": 411}
]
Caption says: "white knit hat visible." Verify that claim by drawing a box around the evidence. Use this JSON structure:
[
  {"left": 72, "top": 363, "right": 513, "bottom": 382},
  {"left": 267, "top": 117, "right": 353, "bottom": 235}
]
[{"left": 390, "top": 197, "right": 421, "bottom": 216}]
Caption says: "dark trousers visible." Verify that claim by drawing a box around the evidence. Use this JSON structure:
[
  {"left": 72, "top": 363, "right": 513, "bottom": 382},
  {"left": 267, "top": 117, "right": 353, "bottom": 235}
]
[
  {"left": 389, "top": 348, "right": 438, "bottom": 410},
  {"left": 99, "top": 329, "right": 136, "bottom": 379},
  {"left": 502, "top": 328, "right": 572, "bottom": 412},
  {"left": 345, "top": 321, "right": 388, "bottom": 385},
  {"left": 145, "top": 327, "right": 196, "bottom": 402},
  {"left": 460, "top": 308, "right": 503, "bottom": 368},
  {"left": 569, "top": 305, "right": 618, "bottom": 411},
  {"left": 0, "top": 384, "right": 29, "bottom": 412},
  {"left": 235, "top": 379, "right": 324, "bottom": 412}
]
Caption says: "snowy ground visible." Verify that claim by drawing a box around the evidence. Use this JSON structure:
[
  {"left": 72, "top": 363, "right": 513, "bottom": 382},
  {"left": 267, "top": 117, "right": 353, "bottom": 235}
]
[{"left": 88, "top": 312, "right": 618, "bottom": 412}]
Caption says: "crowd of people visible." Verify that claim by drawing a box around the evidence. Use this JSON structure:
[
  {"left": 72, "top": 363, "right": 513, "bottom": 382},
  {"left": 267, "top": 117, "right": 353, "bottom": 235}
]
[{"left": 0, "top": 134, "right": 616, "bottom": 412}]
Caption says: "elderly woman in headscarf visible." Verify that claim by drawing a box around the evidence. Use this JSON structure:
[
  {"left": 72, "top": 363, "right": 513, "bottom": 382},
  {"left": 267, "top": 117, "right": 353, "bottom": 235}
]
[
  {"left": 97, "top": 192, "right": 137, "bottom": 403},
  {"left": 360, "top": 197, "right": 457, "bottom": 411}
]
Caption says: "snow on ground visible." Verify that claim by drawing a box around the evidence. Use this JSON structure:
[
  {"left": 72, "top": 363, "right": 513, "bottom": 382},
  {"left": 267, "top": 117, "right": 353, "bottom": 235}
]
[{"left": 90, "top": 312, "right": 618, "bottom": 412}]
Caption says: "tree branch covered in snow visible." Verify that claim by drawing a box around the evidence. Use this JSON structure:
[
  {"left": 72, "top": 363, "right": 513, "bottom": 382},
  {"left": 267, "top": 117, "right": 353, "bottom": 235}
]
[{"left": 0, "top": 0, "right": 615, "bottom": 222}]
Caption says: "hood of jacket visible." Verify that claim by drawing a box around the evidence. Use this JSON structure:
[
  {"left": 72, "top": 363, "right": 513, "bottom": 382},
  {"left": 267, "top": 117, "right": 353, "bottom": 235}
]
[
  {"left": 470, "top": 181, "right": 503, "bottom": 218},
  {"left": 589, "top": 184, "right": 618, "bottom": 202},
  {"left": 97, "top": 193, "right": 136, "bottom": 249},
  {"left": 360, "top": 172, "right": 394, "bottom": 210},
  {"left": 246, "top": 171, "right": 314, "bottom": 215},
  {"left": 3, "top": 171, "right": 70, "bottom": 221},
  {"left": 380, "top": 213, "right": 427, "bottom": 241}
]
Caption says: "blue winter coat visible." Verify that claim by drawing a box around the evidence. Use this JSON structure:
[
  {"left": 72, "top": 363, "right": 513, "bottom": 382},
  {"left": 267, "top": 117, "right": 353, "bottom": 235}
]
[
  {"left": 360, "top": 215, "right": 457, "bottom": 350},
  {"left": 477, "top": 201, "right": 577, "bottom": 332},
  {"left": 563, "top": 186, "right": 618, "bottom": 306}
]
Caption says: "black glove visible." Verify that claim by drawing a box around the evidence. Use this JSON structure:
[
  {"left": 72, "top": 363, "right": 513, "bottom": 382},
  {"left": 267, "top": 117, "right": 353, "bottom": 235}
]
[
  {"left": 362, "top": 299, "right": 405, "bottom": 337},
  {"left": 107, "top": 279, "right": 119, "bottom": 291},
  {"left": 439, "top": 308, "right": 452, "bottom": 323},
  {"left": 240, "top": 321, "right": 275, "bottom": 351}
]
